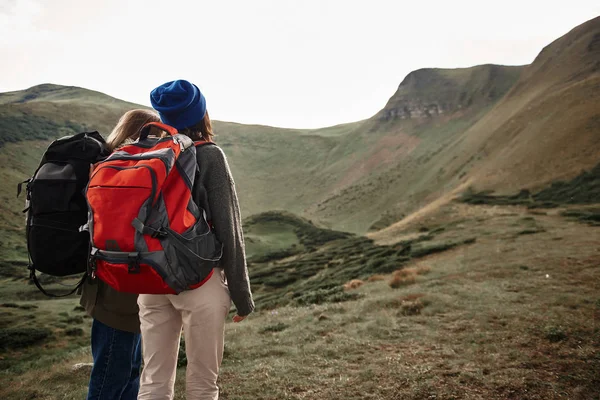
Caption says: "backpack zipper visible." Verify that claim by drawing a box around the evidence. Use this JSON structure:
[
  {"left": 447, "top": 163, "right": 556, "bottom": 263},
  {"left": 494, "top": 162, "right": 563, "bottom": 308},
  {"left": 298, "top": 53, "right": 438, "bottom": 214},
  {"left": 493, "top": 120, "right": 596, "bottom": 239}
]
[
  {"left": 107, "top": 152, "right": 172, "bottom": 174},
  {"left": 88, "top": 164, "right": 158, "bottom": 229}
]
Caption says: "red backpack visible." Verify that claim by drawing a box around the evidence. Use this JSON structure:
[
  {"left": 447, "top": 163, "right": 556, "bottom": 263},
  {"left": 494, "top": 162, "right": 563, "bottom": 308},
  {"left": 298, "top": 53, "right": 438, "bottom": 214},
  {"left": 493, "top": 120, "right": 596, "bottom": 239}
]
[{"left": 86, "top": 122, "right": 223, "bottom": 294}]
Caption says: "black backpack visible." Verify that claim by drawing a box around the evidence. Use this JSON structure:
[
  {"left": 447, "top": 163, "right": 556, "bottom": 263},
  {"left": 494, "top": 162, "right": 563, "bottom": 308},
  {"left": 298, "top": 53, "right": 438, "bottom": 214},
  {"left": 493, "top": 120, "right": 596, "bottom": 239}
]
[{"left": 18, "top": 132, "right": 109, "bottom": 296}]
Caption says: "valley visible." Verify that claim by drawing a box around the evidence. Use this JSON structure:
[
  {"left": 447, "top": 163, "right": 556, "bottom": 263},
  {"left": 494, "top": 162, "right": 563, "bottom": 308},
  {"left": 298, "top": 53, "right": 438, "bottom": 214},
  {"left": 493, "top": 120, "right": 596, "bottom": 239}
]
[{"left": 0, "top": 15, "right": 598, "bottom": 400}]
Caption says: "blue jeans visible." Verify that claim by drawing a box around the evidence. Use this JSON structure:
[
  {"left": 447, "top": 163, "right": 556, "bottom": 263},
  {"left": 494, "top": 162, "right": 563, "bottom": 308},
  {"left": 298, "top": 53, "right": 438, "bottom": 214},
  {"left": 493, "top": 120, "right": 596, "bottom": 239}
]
[{"left": 87, "top": 319, "right": 142, "bottom": 400}]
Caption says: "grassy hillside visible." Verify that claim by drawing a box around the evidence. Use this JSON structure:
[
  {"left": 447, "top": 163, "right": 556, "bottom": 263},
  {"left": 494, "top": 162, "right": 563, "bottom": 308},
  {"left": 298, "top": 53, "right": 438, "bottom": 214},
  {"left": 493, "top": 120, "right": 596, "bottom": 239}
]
[
  {"left": 0, "top": 84, "right": 143, "bottom": 146},
  {"left": 310, "top": 16, "right": 600, "bottom": 233},
  {"left": 0, "top": 82, "right": 144, "bottom": 261},
  {"left": 1, "top": 203, "right": 598, "bottom": 399},
  {"left": 374, "top": 64, "right": 524, "bottom": 121},
  {"left": 0, "top": 16, "right": 599, "bottom": 400},
  {"left": 0, "top": 61, "right": 526, "bottom": 237},
  {"left": 305, "top": 64, "right": 525, "bottom": 231},
  {"left": 463, "top": 16, "right": 600, "bottom": 192},
  {"left": 0, "top": 141, "right": 52, "bottom": 261},
  {"left": 1, "top": 18, "right": 599, "bottom": 242},
  {"left": 459, "top": 162, "right": 600, "bottom": 210}
]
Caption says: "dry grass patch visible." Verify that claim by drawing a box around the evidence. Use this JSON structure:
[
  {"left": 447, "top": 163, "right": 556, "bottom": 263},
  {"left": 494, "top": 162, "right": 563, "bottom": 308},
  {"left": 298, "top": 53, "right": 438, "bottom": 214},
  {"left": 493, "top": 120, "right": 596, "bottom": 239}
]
[
  {"left": 366, "top": 274, "right": 386, "bottom": 282},
  {"left": 399, "top": 299, "right": 426, "bottom": 316},
  {"left": 414, "top": 265, "right": 431, "bottom": 274},
  {"left": 388, "top": 265, "right": 432, "bottom": 288},
  {"left": 400, "top": 293, "right": 426, "bottom": 302},
  {"left": 388, "top": 272, "right": 416, "bottom": 288},
  {"left": 343, "top": 279, "right": 364, "bottom": 290},
  {"left": 2, "top": 203, "right": 600, "bottom": 399}
]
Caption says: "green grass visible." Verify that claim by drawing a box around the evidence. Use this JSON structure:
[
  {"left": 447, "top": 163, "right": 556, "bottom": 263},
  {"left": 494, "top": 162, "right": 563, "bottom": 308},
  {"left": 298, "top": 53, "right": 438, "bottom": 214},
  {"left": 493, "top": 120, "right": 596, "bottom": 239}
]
[
  {"left": 245, "top": 211, "right": 477, "bottom": 311},
  {"left": 1, "top": 203, "right": 600, "bottom": 399},
  {"left": 0, "top": 111, "right": 87, "bottom": 147},
  {"left": 0, "top": 20, "right": 599, "bottom": 398},
  {"left": 0, "top": 327, "right": 52, "bottom": 350},
  {"left": 244, "top": 211, "right": 352, "bottom": 260},
  {"left": 0, "top": 297, "right": 88, "bottom": 378},
  {"left": 459, "top": 162, "right": 600, "bottom": 209},
  {"left": 183, "top": 207, "right": 600, "bottom": 399},
  {"left": 0, "top": 69, "right": 539, "bottom": 236},
  {"left": 560, "top": 207, "right": 600, "bottom": 226}
]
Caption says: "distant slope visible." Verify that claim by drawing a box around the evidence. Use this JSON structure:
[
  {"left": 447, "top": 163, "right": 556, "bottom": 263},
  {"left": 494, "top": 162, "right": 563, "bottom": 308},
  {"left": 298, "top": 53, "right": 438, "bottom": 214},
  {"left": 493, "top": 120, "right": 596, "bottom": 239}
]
[
  {"left": 309, "top": 16, "right": 600, "bottom": 233},
  {"left": 465, "top": 15, "right": 600, "bottom": 191},
  {"left": 0, "top": 84, "right": 143, "bottom": 146},
  {"left": 0, "top": 85, "right": 348, "bottom": 260},
  {"left": 0, "top": 85, "right": 153, "bottom": 260},
  {"left": 305, "top": 64, "right": 525, "bottom": 231},
  {"left": 374, "top": 64, "right": 523, "bottom": 121},
  {"left": 1, "top": 17, "right": 598, "bottom": 247}
]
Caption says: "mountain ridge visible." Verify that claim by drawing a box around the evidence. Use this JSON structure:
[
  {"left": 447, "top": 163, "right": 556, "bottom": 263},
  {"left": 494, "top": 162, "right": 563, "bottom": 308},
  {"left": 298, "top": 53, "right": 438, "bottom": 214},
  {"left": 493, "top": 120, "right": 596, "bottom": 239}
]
[
  {"left": 1, "top": 17, "right": 598, "bottom": 239},
  {"left": 375, "top": 64, "right": 524, "bottom": 122}
]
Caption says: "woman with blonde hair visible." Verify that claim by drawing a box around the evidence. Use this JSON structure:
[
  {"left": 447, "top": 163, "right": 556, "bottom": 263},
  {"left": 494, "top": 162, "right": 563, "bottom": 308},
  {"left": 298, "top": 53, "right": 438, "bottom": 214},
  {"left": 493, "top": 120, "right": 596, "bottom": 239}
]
[{"left": 80, "top": 108, "right": 160, "bottom": 400}]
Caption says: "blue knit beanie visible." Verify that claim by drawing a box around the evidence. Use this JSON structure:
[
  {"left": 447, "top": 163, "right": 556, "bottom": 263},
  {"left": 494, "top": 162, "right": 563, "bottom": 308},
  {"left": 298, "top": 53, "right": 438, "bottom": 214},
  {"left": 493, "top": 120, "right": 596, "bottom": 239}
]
[{"left": 150, "top": 80, "right": 207, "bottom": 130}]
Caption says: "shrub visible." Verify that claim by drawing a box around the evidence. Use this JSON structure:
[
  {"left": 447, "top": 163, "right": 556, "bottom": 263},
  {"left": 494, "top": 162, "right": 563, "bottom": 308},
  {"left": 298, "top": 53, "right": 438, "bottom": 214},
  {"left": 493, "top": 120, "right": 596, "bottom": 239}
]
[
  {"left": 328, "top": 291, "right": 361, "bottom": 303},
  {"left": 250, "top": 248, "right": 301, "bottom": 263},
  {"left": 400, "top": 300, "right": 425, "bottom": 316},
  {"left": 544, "top": 326, "right": 567, "bottom": 342},
  {"left": 0, "top": 327, "right": 52, "bottom": 350},
  {"left": 296, "top": 287, "right": 360, "bottom": 306},
  {"left": 19, "top": 304, "right": 39, "bottom": 310},
  {"left": 65, "top": 328, "right": 84, "bottom": 336},
  {"left": 410, "top": 242, "right": 459, "bottom": 258},
  {"left": 261, "top": 273, "right": 299, "bottom": 288},
  {"left": 459, "top": 164, "right": 600, "bottom": 208},
  {"left": 62, "top": 316, "right": 84, "bottom": 324},
  {"left": 259, "top": 323, "right": 289, "bottom": 334},
  {"left": 561, "top": 208, "right": 600, "bottom": 226},
  {"left": 177, "top": 339, "right": 187, "bottom": 367},
  {"left": 517, "top": 229, "right": 545, "bottom": 235},
  {"left": 365, "top": 257, "right": 386, "bottom": 271}
]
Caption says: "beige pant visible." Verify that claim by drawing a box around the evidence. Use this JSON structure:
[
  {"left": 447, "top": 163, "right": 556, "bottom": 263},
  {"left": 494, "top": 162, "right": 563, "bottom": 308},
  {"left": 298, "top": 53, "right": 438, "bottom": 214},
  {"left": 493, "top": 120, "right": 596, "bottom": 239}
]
[{"left": 137, "top": 268, "right": 231, "bottom": 400}]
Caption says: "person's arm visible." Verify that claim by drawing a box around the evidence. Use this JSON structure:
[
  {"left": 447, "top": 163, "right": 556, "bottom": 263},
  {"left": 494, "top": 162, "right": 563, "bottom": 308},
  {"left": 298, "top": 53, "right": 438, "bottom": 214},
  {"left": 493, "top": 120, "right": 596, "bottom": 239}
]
[{"left": 197, "top": 145, "right": 254, "bottom": 318}]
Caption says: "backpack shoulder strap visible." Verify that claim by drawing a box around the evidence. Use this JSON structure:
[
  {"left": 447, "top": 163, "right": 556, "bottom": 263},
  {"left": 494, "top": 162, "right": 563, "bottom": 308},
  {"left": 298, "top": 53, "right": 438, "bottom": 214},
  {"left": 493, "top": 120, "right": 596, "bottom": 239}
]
[
  {"left": 140, "top": 122, "right": 178, "bottom": 141},
  {"left": 29, "top": 269, "right": 87, "bottom": 298},
  {"left": 194, "top": 140, "right": 216, "bottom": 148}
]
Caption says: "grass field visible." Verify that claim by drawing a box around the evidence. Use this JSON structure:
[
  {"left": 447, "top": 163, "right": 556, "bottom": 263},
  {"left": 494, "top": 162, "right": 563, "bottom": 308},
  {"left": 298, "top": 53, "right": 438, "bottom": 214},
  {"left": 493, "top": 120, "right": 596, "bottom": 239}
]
[
  {"left": 0, "top": 203, "right": 598, "bottom": 400},
  {"left": 0, "top": 16, "right": 598, "bottom": 400}
]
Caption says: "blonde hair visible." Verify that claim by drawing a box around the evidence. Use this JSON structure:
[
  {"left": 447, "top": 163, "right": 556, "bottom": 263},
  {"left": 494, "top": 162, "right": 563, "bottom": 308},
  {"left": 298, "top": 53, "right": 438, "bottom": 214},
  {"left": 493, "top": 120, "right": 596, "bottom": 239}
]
[{"left": 106, "top": 109, "right": 161, "bottom": 151}]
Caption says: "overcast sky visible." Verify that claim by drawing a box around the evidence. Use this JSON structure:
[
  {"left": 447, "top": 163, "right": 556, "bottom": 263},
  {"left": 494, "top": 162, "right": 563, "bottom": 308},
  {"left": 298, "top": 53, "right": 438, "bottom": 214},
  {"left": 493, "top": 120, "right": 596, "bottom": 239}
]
[{"left": 0, "top": 0, "right": 598, "bottom": 128}]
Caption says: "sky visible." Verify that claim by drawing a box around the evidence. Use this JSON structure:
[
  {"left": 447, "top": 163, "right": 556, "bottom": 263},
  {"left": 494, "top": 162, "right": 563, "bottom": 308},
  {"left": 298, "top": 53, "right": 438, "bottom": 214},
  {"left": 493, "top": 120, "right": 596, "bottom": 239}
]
[{"left": 0, "top": 1, "right": 598, "bottom": 129}]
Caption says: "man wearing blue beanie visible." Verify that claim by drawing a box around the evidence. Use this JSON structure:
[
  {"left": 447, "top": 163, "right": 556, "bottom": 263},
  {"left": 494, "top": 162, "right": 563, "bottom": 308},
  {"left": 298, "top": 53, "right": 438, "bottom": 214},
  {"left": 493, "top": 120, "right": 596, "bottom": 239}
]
[{"left": 138, "top": 80, "right": 254, "bottom": 400}]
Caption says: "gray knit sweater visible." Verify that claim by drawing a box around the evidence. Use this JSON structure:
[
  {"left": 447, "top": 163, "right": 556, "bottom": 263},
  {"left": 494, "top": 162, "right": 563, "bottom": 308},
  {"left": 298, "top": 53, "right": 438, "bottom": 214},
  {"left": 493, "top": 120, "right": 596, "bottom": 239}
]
[{"left": 194, "top": 144, "right": 255, "bottom": 316}]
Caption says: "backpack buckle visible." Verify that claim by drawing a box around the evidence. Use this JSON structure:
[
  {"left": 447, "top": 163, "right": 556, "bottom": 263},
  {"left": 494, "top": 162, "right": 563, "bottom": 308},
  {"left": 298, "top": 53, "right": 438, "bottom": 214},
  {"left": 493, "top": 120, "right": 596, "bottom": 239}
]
[
  {"left": 88, "top": 248, "right": 98, "bottom": 279},
  {"left": 150, "top": 228, "right": 167, "bottom": 239},
  {"left": 127, "top": 253, "right": 141, "bottom": 274}
]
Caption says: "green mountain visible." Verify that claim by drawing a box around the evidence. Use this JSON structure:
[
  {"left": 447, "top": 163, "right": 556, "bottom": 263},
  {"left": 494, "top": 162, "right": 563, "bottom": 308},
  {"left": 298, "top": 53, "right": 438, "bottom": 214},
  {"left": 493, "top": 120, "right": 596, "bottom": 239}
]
[
  {"left": 1, "top": 16, "right": 598, "bottom": 260},
  {"left": 1, "top": 16, "right": 599, "bottom": 400},
  {"left": 305, "top": 64, "right": 525, "bottom": 231}
]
